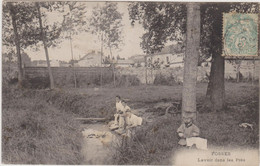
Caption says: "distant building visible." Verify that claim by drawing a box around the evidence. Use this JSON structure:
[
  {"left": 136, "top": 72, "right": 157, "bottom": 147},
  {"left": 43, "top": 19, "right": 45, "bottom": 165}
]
[
  {"left": 50, "top": 60, "right": 60, "bottom": 67},
  {"left": 21, "top": 53, "right": 31, "bottom": 67},
  {"left": 115, "top": 59, "right": 134, "bottom": 68},
  {"left": 31, "top": 60, "right": 47, "bottom": 67},
  {"left": 60, "top": 61, "right": 70, "bottom": 67},
  {"left": 145, "top": 44, "right": 185, "bottom": 68},
  {"left": 30, "top": 60, "right": 65, "bottom": 67},
  {"left": 75, "top": 50, "right": 104, "bottom": 67},
  {"left": 129, "top": 55, "right": 146, "bottom": 67}
]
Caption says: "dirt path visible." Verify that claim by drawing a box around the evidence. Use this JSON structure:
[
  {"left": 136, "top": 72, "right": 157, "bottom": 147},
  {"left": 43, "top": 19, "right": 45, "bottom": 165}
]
[{"left": 80, "top": 123, "right": 119, "bottom": 165}]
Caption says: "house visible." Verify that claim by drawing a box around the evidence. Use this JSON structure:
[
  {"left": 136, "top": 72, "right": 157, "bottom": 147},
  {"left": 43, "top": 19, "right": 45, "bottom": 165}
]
[
  {"left": 31, "top": 60, "right": 47, "bottom": 67},
  {"left": 75, "top": 50, "right": 104, "bottom": 67},
  {"left": 60, "top": 61, "right": 70, "bottom": 67},
  {"left": 115, "top": 59, "right": 134, "bottom": 68},
  {"left": 50, "top": 60, "right": 60, "bottom": 67},
  {"left": 145, "top": 44, "right": 185, "bottom": 68},
  {"left": 129, "top": 55, "right": 146, "bottom": 67}
]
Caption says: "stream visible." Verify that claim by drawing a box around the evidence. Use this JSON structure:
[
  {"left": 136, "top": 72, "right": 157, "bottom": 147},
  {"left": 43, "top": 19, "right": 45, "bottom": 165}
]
[
  {"left": 80, "top": 123, "right": 119, "bottom": 165},
  {"left": 79, "top": 108, "right": 155, "bottom": 164}
]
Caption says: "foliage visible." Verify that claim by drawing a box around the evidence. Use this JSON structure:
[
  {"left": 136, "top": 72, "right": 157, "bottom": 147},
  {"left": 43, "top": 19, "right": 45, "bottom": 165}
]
[
  {"left": 2, "top": 2, "right": 66, "bottom": 52},
  {"left": 200, "top": 3, "right": 259, "bottom": 62},
  {"left": 129, "top": 2, "right": 258, "bottom": 60},
  {"left": 153, "top": 73, "right": 176, "bottom": 86},
  {"left": 89, "top": 2, "right": 124, "bottom": 54},
  {"left": 2, "top": 2, "right": 39, "bottom": 49},
  {"left": 128, "top": 2, "right": 186, "bottom": 54},
  {"left": 21, "top": 76, "right": 50, "bottom": 89},
  {"left": 115, "top": 74, "right": 141, "bottom": 87},
  {"left": 61, "top": 2, "right": 87, "bottom": 38}
]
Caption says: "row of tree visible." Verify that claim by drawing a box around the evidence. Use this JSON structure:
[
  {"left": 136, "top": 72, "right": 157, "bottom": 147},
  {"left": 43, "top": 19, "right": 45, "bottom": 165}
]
[
  {"left": 3, "top": 2, "right": 123, "bottom": 88},
  {"left": 3, "top": 2, "right": 258, "bottom": 115}
]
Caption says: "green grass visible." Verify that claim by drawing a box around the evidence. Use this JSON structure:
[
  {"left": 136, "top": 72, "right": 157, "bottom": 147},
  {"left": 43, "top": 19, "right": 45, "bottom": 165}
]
[
  {"left": 108, "top": 82, "right": 258, "bottom": 165},
  {"left": 2, "top": 88, "right": 83, "bottom": 164},
  {"left": 3, "top": 82, "right": 258, "bottom": 165}
]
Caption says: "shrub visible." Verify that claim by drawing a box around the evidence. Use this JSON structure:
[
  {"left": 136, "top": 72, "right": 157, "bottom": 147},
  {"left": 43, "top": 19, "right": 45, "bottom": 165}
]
[
  {"left": 115, "top": 75, "right": 140, "bottom": 87},
  {"left": 153, "top": 74, "right": 176, "bottom": 86},
  {"left": 22, "top": 76, "right": 50, "bottom": 89}
]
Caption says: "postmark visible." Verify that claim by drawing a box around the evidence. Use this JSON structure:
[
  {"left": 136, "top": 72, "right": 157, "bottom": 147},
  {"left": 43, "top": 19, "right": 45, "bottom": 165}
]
[{"left": 223, "top": 13, "right": 258, "bottom": 56}]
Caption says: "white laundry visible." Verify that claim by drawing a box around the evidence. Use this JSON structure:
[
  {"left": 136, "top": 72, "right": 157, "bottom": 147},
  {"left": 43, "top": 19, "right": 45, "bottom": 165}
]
[
  {"left": 128, "top": 113, "right": 142, "bottom": 127},
  {"left": 186, "top": 137, "right": 207, "bottom": 150},
  {"left": 239, "top": 123, "right": 253, "bottom": 129}
]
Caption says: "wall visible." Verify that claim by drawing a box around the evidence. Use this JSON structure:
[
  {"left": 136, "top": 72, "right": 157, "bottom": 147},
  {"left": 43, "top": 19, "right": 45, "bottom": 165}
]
[
  {"left": 23, "top": 60, "right": 259, "bottom": 88},
  {"left": 24, "top": 67, "right": 114, "bottom": 88}
]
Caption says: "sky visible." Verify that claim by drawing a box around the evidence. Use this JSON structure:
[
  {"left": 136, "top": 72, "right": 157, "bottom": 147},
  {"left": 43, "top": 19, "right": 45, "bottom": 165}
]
[{"left": 25, "top": 2, "right": 145, "bottom": 62}]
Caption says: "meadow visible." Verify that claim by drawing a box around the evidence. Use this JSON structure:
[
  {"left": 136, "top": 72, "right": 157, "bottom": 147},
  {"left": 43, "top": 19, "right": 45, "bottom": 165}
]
[{"left": 2, "top": 82, "right": 258, "bottom": 164}]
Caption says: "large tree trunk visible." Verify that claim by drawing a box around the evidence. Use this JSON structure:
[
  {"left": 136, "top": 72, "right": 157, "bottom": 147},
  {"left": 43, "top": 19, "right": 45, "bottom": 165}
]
[
  {"left": 182, "top": 3, "right": 200, "bottom": 121},
  {"left": 8, "top": 3, "right": 23, "bottom": 87},
  {"left": 205, "top": 51, "right": 225, "bottom": 111},
  {"left": 36, "top": 2, "right": 55, "bottom": 89}
]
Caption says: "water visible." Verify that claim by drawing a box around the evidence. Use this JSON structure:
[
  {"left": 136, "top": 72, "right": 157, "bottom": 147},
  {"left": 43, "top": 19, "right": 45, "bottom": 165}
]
[{"left": 81, "top": 123, "right": 119, "bottom": 165}]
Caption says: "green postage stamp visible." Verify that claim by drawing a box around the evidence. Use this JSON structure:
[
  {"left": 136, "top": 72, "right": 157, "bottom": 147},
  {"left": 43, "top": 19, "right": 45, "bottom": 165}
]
[{"left": 223, "top": 13, "right": 258, "bottom": 56}]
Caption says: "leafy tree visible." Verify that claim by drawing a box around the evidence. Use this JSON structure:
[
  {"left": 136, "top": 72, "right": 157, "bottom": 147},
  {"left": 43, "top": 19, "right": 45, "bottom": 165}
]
[
  {"left": 129, "top": 2, "right": 258, "bottom": 111},
  {"left": 89, "top": 2, "right": 123, "bottom": 87},
  {"left": 61, "top": 2, "right": 87, "bottom": 88},
  {"left": 35, "top": 2, "right": 66, "bottom": 89},
  {"left": 3, "top": 2, "right": 39, "bottom": 86},
  {"left": 129, "top": 2, "right": 186, "bottom": 54},
  {"left": 3, "top": 2, "right": 66, "bottom": 89},
  {"left": 201, "top": 3, "right": 258, "bottom": 111}
]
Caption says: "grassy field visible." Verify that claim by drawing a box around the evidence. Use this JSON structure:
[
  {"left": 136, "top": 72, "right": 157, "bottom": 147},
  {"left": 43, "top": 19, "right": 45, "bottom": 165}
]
[
  {"left": 2, "top": 88, "right": 83, "bottom": 164},
  {"left": 108, "top": 83, "right": 259, "bottom": 164},
  {"left": 2, "top": 82, "right": 258, "bottom": 164}
]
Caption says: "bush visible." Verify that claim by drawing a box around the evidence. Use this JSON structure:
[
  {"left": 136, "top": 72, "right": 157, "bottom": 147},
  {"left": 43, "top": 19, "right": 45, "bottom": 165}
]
[
  {"left": 153, "top": 74, "right": 176, "bottom": 86},
  {"left": 2, "top": 89, "right": 83, "bottom": 164},
  {"left": 115, "top": 75, "right": 140, "bottom": 87},
  {"left": 22, "top": 76, "right": 50, "bottom": 89}
]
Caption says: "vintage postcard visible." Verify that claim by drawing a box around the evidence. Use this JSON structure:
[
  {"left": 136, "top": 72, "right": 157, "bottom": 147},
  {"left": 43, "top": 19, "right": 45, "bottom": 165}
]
[{"left": 2, "top": 1, "right": 259, "bottom": 166}]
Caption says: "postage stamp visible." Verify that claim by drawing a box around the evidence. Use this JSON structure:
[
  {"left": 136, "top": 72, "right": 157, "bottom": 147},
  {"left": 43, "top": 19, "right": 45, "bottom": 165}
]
[{"left": 223, "top": 13, "right": 258, "bottom": 56}]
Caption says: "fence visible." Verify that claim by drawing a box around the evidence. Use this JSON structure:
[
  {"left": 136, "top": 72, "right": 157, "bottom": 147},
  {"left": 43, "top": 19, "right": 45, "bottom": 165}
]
[
  {"left": 22, "top": 60, "right": 259, "bottom": 88},
  {"left": 24, "top": 67, "right": 114, "bottom": 88}
]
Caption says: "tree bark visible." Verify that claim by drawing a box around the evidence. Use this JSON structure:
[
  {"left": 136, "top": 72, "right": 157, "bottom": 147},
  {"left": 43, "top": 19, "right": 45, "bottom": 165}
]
[
  {"left": 100, "top": 33, "right": 103, "bottom": 88},
  {"left": 205, "top": 50, "right": 225, "bottom": 111},
  {"left": 236, "top": 62, "right": 241, "bottom": 83},
  {"left": 8, "top": 3, "right": 23, "bottom": 87},
  {"left": 109, "top": 45, "right": 116, "bottom": 87},
  {"left": 69, "top": 33, "right": 77, "bottom": 88},
  {"left": 182, "top": 3, "right": 200, "bottom": 121},
  {"left": 36, "top": 2, "right": 55, "bottom": 89}
]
